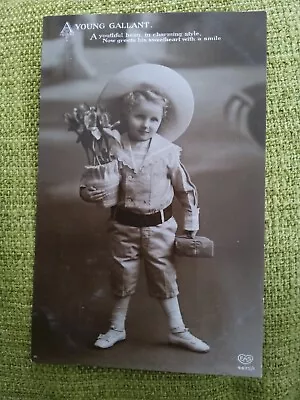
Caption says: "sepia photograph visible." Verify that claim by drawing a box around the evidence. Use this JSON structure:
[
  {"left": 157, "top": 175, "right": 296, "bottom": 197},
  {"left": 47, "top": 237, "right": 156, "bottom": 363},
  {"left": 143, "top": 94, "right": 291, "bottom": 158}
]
[{"left": 32, "top": 11, "right": 266, "bottom": 377}]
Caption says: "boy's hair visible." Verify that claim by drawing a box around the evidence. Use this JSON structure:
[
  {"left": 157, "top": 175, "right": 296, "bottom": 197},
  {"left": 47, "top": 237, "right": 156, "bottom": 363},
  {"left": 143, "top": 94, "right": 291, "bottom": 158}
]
[{"left": 122, "top": 89, "right": 169, "bottom": 119}]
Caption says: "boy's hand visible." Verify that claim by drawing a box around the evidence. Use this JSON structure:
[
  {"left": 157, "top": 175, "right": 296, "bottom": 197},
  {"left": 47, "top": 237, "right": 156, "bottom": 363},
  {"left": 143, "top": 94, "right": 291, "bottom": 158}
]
[
  {"left": 184, "top": 230, "right": 198, "bottom": 239},
  {"left": 80, "top": 186, "right": 106, "bottom": 202}
]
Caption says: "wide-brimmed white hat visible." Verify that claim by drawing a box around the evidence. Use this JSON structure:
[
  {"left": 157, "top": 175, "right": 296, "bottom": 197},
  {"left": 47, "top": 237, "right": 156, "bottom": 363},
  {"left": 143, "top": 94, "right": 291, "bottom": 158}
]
[{"left": 97, "top": 63, "right": 194, "bottom": 142}]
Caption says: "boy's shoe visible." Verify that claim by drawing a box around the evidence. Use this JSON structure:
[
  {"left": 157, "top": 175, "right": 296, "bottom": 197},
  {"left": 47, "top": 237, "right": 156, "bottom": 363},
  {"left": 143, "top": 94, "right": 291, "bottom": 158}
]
[
  {"left": 94, "top": 328, "right": 126, "bottom": 349},
  {"left": 168, "top": 329, "right": 210, "bottom": 353}
]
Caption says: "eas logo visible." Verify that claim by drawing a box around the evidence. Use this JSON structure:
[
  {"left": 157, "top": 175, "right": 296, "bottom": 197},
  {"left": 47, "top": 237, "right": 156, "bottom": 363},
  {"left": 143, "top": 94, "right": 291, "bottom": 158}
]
[{"left": 237, "top": 354, "right": 254, "bottom": 365}]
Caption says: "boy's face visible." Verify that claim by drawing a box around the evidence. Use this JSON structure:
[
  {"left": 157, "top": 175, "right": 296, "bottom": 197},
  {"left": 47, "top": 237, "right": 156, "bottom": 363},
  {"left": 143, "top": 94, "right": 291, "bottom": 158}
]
[{"left": 127, "top": 98, "right": 163, "bottom": 142}]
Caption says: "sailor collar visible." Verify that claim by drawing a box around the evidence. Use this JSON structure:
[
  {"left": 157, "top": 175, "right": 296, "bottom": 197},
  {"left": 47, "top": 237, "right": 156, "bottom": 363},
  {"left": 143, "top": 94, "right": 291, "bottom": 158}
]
[{"left": 114, "top": 132, "right": 181, "bottom": 173}]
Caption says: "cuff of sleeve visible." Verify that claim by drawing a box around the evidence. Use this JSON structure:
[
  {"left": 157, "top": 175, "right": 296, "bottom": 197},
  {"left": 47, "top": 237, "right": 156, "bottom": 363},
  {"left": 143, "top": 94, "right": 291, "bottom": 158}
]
[{"left": 183, "top": 208, "right": 200, "bottom": 231}]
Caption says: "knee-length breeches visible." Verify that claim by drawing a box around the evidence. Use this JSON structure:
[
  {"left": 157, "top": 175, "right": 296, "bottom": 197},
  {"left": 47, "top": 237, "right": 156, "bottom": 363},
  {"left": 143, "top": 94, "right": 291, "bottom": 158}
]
[{"left": 108, "top": 216, "right": 179, "bottom": 299}]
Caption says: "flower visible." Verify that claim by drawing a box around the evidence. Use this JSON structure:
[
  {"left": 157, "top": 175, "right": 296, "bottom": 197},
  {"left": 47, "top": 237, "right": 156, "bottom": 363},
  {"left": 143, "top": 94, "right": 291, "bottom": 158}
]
[{"left": 64, "top": 103, "right": 120, "bottom": 165}]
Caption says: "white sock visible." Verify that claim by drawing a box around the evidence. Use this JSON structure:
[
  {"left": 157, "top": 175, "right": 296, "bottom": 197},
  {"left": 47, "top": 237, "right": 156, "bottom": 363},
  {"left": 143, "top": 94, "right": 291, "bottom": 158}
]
[
  {"left": 159, "top": 297, "right": 186, "bottom": 333},
  {"left": 110, "top": 296, "right": 131, "bottom": 331}
]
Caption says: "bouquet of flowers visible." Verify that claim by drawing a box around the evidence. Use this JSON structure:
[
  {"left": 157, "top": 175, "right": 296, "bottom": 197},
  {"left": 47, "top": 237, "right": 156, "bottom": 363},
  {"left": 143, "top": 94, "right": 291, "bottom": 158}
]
[{"left": 64, "top": 103, "right": 121, "bottom": 207}]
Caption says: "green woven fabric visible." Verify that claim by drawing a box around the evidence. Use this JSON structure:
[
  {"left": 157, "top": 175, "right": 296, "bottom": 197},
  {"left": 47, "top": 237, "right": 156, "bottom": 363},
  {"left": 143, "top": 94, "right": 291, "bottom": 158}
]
[{"left": 0, "top": 0, "right": 299, "bottom": 399}]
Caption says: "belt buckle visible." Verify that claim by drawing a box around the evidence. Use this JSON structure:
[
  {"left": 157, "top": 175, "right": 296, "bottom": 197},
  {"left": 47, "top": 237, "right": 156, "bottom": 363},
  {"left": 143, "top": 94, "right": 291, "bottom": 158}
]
[{"left": 160, "top": 209, "right": 165, "bottom": 223}]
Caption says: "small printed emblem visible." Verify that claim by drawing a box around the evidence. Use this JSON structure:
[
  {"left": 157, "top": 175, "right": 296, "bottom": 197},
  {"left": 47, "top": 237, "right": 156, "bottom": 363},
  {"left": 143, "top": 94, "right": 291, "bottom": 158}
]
[
  {"left": 237, "top": 354, "right": 253, "bottom": 365},
  {"left": 60, "top": 22, "right": 75, "bottom": 40}
]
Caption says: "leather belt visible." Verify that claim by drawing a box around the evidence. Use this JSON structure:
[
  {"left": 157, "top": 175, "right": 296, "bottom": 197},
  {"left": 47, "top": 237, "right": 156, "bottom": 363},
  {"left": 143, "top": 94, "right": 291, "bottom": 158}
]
[{"left": 111, "top": 204, "right": 172, "bottom": 227}]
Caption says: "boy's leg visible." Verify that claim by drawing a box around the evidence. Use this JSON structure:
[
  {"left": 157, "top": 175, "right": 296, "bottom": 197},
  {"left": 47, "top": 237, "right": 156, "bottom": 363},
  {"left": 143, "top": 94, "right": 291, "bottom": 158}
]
[
  {"left": 94, "top": 221, "right": 140, "bottom": 349},
  {"left": 143, "top": 218, "right": 209, "bottom": 352},
  {"left": 111, "top": 295, "right": 131, "bottom": 331},
  {"left": 159, "top": 296, "right": 185, "bottom": 332},
  {"left": 159, "top": 296, "right": 210, "bottom": 353},
  {"left": 94, "top": 295, "right": 130, "bottom": 349}
]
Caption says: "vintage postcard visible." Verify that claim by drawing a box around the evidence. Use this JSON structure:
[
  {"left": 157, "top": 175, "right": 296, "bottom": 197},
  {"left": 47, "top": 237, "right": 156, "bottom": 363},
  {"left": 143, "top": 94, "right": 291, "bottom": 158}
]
[{"left": 32, "top": 11, "right": 266, "bottom": 377}]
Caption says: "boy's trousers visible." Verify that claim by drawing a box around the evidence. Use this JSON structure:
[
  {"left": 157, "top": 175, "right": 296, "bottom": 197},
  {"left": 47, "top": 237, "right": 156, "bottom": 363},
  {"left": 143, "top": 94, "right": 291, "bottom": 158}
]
[{"left": 108, "top": 216, "right": 179, "bottom": 299}]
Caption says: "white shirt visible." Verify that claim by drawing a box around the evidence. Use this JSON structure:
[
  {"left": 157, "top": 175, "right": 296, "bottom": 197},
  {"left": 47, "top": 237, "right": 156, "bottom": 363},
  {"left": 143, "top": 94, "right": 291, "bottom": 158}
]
[{"left": 109, "top": 133, "right": 200, "bottom": 231}]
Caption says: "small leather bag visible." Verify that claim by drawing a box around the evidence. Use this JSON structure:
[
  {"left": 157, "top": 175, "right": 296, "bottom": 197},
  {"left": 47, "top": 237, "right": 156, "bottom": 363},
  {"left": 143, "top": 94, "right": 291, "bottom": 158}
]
[{"left": 174, "top": 235, "right": 214, "bottom": 258}]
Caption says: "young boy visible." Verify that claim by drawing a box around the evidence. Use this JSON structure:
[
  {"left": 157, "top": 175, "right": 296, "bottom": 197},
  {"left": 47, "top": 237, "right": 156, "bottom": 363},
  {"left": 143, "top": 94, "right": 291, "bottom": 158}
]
[{"left": 80, "top": 64, "right": 209, "bottom": 353}]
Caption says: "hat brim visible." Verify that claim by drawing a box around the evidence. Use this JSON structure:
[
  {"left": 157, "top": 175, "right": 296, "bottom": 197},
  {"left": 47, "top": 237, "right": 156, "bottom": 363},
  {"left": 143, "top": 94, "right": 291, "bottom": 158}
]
[{"left": 97, "top": 64, "right": 194, "bottom": 142}]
